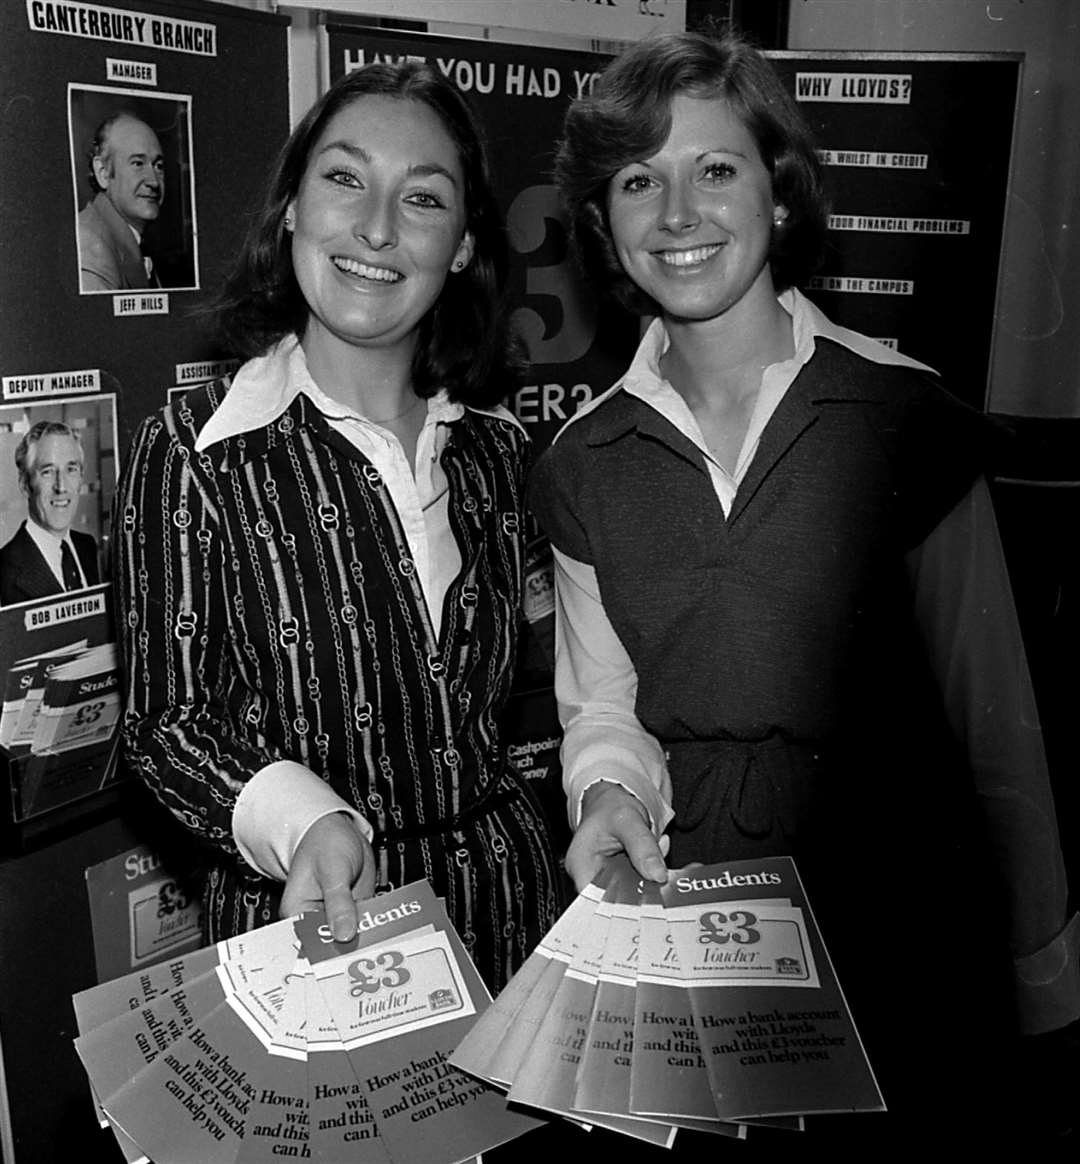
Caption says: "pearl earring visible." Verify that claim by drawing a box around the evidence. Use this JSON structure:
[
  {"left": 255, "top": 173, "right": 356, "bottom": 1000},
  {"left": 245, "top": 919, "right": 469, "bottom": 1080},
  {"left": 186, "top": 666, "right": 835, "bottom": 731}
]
[
  {"left": 453, "top": 258, "right": 464, "bottom": 271},
  {"left": 284, "top": 215, "right": 294, "bottom": 231}
]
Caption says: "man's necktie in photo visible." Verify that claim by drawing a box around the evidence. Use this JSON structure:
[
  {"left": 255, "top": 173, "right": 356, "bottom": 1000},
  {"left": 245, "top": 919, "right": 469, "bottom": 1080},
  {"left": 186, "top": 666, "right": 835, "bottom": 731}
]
[{"left": 61, "top": 540, "right": 82, "bottom": 591}]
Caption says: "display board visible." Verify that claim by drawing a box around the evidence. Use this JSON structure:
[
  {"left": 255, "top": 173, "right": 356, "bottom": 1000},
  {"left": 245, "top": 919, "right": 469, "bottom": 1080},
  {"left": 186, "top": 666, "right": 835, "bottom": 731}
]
[
  {"left": 0, "top": 0, "right": 290, "bottom": 851},
  {"left": 767, "top": 50, "right": 1021, "bottom": 412}
]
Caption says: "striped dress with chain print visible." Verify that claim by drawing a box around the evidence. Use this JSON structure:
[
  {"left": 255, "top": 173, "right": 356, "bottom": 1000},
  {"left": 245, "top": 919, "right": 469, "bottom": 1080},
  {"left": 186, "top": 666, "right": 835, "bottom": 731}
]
[{"left": 115, "top": 364, "right": 562, "bottom": 992}]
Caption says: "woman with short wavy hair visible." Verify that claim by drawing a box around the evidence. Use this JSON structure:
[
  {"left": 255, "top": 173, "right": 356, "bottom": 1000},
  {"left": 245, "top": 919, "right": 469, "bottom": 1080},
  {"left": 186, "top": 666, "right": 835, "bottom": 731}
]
[{"left": 532, "top": 27, "right": 1079, "bottom": 1150}]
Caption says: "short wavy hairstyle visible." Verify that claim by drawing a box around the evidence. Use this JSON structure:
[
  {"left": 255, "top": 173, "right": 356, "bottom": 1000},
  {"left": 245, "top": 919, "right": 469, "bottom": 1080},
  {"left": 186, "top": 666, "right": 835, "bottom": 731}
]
[
  {"left": 214, "top": 62, "right": 521, "bottom": 407},
  {"left": 16, "top": 421, "right": 84, "bottom": 493},
  {"left": 555, "top": 28, "right": 828, "bottom": 315}
]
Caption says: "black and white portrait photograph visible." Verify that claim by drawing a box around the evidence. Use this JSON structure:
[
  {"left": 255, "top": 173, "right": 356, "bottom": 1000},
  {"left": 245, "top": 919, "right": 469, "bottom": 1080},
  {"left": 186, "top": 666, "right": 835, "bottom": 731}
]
[
  {"left": 0, "top": 3, "right": 1078, "bottom": 1162},
  {"left": 68, "top": 84, "right": 198, "bottom": 294},
  {"left": 0, "top": 395, "right": 117, "bottom": 608}
]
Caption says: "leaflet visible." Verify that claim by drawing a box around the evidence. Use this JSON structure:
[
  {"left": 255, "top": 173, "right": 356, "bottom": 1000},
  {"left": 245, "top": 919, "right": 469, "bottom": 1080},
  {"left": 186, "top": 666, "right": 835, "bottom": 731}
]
[
  {"left": 661, "top": 857, "right": 885, "bottom": 1121},
  {"left": 451, "top": 864, "right": 613, "bottom": 1087},
  {"left": 573, "top": 866, "right": 745, "bottom": 1141},
  {"left": 505, "top": 859, "right": 674, "bottom": 1148},
  {"left": 303, "top": 971, "right": 390, "bottom": 1164},
  {"left": 99, "top": 944, "right": 299, "bottom": 1164},
  {"left": 297, "top": 880, "right": 540, "bottom": 1164}
]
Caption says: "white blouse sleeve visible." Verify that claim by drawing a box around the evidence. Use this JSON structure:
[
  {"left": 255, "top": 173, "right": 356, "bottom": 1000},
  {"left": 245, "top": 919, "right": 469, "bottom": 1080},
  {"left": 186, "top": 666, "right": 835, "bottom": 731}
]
[
  {"left": 233, "top": 761, "right": 373, "bottom": 881},
  {"left": 553, "top": 546, "right": 674, "bottom": 837}
]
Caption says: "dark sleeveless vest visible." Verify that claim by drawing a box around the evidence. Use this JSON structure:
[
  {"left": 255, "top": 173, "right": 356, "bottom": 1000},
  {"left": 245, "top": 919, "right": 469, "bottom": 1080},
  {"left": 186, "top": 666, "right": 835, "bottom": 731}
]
[{"left": 531, "top": 337, "right": 1004, "bottom": 887}]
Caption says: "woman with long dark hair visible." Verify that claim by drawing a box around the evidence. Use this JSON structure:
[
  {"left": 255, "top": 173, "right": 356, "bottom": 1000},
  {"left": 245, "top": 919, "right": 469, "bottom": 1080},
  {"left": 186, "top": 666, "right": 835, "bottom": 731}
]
[{"left": 116, "top": 62, "right": 562, "bottom": 991}]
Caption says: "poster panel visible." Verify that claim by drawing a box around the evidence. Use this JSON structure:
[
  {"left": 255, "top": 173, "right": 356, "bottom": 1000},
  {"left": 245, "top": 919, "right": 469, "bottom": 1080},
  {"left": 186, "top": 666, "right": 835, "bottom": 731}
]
[
  {"left": 0, "top": 0, "right": 290, "bottom": 840},
  {"left": 1, "top": 0, "right": 290, "bottom": 453},
  {"left": 767, "top": 50, "right": 1021, "bottom": 411},
  {"left": 326, "top": 24, "right": 630, "bottom": 454}
]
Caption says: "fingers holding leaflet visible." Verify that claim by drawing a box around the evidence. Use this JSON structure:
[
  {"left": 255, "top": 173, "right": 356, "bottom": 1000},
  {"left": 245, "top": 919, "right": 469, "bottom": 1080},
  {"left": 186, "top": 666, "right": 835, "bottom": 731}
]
[
  {"left": 281, "top": 812, "right": 377, "bottom": 941},
  {"left": 565, "top": 780, "right": 668, "bottom": 891}
]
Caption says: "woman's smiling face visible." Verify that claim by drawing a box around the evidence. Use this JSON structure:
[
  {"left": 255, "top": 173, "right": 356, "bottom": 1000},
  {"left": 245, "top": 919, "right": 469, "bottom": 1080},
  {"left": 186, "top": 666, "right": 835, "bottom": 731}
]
[
  {"left": 288, "top": 94, "right": 474, "bottom": 360},
  {"left": 606, "top": 93, "right": 784, "bottom": 326}
]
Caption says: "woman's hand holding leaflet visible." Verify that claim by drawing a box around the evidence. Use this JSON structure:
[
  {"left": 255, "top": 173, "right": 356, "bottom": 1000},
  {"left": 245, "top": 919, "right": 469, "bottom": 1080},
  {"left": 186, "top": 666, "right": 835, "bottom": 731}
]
[
  {"left": 565, "top": 780, "right": 669, "bottom": 892},
  {"left": 281, "top": 812, "right": 378, "bottom": 941}
]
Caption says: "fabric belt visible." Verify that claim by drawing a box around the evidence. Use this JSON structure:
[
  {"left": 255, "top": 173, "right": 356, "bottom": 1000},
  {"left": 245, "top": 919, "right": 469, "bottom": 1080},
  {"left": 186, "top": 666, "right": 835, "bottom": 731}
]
[
  {"left": 663, "top": 734, "right": 829, "bottom": 866},
  {"left": 372, "top": 780, "right": 522, "bottom": 846}
]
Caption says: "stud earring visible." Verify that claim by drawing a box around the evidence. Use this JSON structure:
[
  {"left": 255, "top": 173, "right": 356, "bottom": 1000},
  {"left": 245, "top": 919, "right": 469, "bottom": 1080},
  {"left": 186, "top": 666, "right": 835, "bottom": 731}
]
[
  {"left": 773, "top": 211, "right": 787, "bottom": 227},
  {"left": 284, "top": 214, "right": 294, "bottom": 231},
  {"left": 452, "top": 258, "right": 465, "bottom": 271}
]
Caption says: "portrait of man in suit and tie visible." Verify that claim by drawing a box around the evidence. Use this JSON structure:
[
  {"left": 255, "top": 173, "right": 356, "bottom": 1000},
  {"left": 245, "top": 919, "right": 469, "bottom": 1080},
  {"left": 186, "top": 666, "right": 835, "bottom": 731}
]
[
  {"left": 77, "top": 112, "right": 165, "bottom": 293},
  {"left": 70, "top": 86, "right": 198, "bottom": 295},
  {"left": 0, "top": 421, "right": 101, "bottom": 607}
]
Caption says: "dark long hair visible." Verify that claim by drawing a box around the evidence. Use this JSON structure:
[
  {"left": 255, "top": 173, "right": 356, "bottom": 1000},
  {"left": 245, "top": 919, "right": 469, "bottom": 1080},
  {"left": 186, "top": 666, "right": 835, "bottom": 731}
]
[
  {"left": 556, "top": 28, "right": 828, "bottom": 316},
  {"left": 214, "top": 62, "right": 521, "bottom": 406}
]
